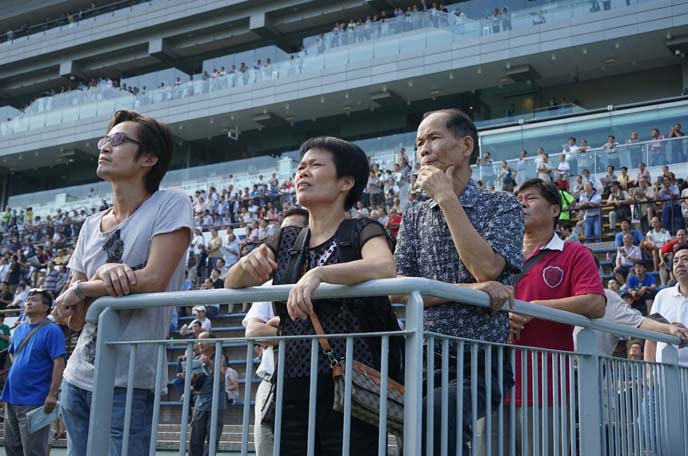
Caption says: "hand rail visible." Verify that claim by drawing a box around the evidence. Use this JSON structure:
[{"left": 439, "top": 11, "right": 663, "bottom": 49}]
[{"left": 84, "top": 277, "right": 682, "bottom": 346}]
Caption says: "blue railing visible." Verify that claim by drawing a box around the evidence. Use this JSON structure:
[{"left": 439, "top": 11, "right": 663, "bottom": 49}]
[{"left": 84, "top": 278, "right": 686, "bottom": 455}]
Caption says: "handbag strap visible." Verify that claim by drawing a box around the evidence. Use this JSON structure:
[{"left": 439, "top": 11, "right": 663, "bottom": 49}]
[{"left": 309, "top": 311, "right": 341, "bottom": 367}]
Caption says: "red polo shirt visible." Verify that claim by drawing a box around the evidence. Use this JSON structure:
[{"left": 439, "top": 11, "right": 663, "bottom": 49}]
[{"left": 510, "top": 235, "right": 605, "bottom": 407}]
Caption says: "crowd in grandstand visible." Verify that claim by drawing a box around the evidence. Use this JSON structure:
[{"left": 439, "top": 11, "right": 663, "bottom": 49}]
[
  {"left": 2, "top": 105, "right": 688, "bottom": 454},
  {"left": 4, "top": 2, "right": 529, "bottom": 123}
]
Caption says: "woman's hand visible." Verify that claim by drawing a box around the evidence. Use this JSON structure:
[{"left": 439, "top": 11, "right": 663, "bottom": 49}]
[
  {"left": 287, "top": 267, "right": 323, "bottom": 321},
  {"left": 237, "top": 245, "right": 277, "bottom": 284},
  {"left": 94, "top": 263, "right": 137, "bottom": 297}
]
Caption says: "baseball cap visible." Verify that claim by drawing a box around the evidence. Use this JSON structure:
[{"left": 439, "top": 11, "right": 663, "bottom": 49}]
[{"left": 193, "top": 305, "right": 206, "bottom": 313}]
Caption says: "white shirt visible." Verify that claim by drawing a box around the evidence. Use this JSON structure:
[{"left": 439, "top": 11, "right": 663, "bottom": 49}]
[
  {"left": 646, "top": 228, "right": 672, "bottom": 248},
  {"left": 557, "top": 161, "right": 570, "bottom": 176},
  {"left": 651, "top": 285, "right": 688, "bottom": 367},
  {"left": 573, "top": 290, "right": 643, "bottom": 356},
  {"left": 242, "top": 299, "right": 275, "bottom": 378}
]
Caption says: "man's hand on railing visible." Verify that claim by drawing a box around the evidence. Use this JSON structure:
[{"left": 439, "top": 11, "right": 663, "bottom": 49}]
[
  {"left": 509, "top": 312, "right": 533, "bottom": 342},
  {"left": 459, "top": 281, "right": 514, "bottom": 311},
  {"left": 667, "top": 322, "right": 688, "bottom": 343},
  {"left": 94, "top": 263, "right": 137, "bottom": 297}
]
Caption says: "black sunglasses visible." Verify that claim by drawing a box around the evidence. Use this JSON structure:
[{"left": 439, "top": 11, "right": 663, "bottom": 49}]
[{"left": 97, "top": 133, "right": 143, "bottom": 150}]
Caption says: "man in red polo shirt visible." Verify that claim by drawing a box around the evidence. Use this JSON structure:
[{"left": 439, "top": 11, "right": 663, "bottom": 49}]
[{"left": 477, "top": 178, "right": 605, "bottom": 454}]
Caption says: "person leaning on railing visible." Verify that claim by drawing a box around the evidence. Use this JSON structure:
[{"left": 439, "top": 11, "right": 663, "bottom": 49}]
[
  {"left": 393, "top": 108, "right": 522, "bottom": 455},
  {"left": 476, "top": 179, "right": 606, "bottom": 455},
  {"left": 52, "top": 110, "right": 194, "bottom": 456},
  {"left": 226, "top": 136, "right": 397, "bottom": 455}
]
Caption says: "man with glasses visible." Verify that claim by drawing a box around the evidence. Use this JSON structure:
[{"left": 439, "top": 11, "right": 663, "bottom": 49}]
[
  {"left": 1, "top": 289, "right": 65, "bottom": 456},
  {"left": 53, "top": 110, "right": 193, "bottom": 456}
]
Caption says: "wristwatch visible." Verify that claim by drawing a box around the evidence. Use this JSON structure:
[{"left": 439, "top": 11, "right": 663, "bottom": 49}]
[{"left": 71, "top": 280, "right": 86, "bottom": 301}]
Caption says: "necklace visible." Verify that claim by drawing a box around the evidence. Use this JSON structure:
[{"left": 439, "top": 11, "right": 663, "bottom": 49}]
[{"left": 111, "top": 193, "right": 151, "bottom": 224}]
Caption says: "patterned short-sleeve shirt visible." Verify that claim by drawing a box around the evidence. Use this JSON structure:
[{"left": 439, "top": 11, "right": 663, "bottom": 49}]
[{"left": 395, "top": 179, "right": 524, "bottom": 343}]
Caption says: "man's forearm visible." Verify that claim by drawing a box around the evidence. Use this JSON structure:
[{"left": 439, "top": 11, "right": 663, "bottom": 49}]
[
  {"left": 49, "top": 357, "right": 65, "bottom": 397},
  {"left": 437, "top": 196, "right": 505, "bottom": 281},
  {"left": 531, "top": 294, "right": 606, "bottom": 319}
]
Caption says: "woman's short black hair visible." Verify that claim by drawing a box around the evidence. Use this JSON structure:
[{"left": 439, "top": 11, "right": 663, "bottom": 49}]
[{"left": 298, "top": 136, "right": 369, "bottom": 210}]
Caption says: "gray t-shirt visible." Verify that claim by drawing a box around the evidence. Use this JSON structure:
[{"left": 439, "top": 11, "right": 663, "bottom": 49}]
[{"left": 64, "top": 189, "right": 193, "bottom": 391}]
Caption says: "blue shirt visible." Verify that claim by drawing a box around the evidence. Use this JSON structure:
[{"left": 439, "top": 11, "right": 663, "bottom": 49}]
[
  {"left": 627, "top": 273, "right": 656, "bottom": 290},
  {"left": 1, "top": 321, "right": 65, "bottom": 405},
  {"left": 615, "top": 229, "right": 644, "bottom": 247}
]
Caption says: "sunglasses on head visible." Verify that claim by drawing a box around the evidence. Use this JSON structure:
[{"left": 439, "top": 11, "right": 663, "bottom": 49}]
[
  {"left": 28, "top": 288, "right": 53, "bottom": 303},
  {"left": 97, "top": 133, "right": 143, "bottom": 150}
]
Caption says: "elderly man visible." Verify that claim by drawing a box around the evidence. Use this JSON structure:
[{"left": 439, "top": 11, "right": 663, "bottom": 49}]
[{"left": 394, "top": 108, "right": 523, "bottom": 454}]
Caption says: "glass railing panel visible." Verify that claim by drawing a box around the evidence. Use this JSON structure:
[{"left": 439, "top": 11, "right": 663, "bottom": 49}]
[
  {"left": 96, "top": 99, "right": 117, "bottom": 117},
  {"left": 61, "top": 106, "right": 79, "bottom": 124},
  {"left": 28, "top": 113, "right": 46, "bottom": 131},
  {"left": 44, "top": 110, "right": 62, "bottom": 127},
  {"left": 12, "top": 116, "right": 29, "bottom": 133}
]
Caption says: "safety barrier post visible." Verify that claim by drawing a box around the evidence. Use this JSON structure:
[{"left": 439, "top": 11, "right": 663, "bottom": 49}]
[
  {"left": 574, "top": 327, "right": 602, "bottom": 454},
  {"left": 658, "top": 344, "right": 684, "bottom": 454},
  {"left": 87, "top": 307, "right": 121, "bottom": 455},
  {"left": 403, "top": 290, "right": 424, "bottom": 455}
]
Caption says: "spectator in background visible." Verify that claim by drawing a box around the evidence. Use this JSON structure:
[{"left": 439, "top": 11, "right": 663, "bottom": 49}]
[
  {"left": 386, "top": 207, "right": 402, "bottom": 239},
  {"left": 536, "top": 153, "right": 553, "bottom": 183},
  {"left": 658, "top": 174, "right": 684, "bottom": 233},
  {"left": 222, "top": 232, "right": 240, "bottom": 268},
  {"left": 636, "top": 161, "right": 651, "bottom": 187},
  {"left": 614, "top": 233, "right": 643, "bottom": 285},
  {"left": 193, "top": 306, "right": 213, "bottom": 329},
  {"left": 618, "top": 166, "right": 633, "bottom": 190},
  {"left": 43, "top": 261, "right": 60, "bottom": 294},
  {"left": 206, "top": 229, "right": 222, "bottom": 280},
  {"left": 556, "top": 153, "right": 570, "bottom": 181},
  {"left": 1, "top": 289, "right": 65, "bottom": 456},
  {"left": 224, "top": 365, "right": 239, "bottom": 405},
  {"left": 0, "top": 314, "right": 8, "bottom": 366},
  {"left": 607, "top": 181, "right": 630, "bottom": 232},
  {"left": 614, "top": 219, "right": 643, "bottom": 247},
  {"left": 514, "top": 149, "right": 529, "bottom": 188},
  {"left": 190, "top": 332, "right": 226, "bottom": 456},
  {"left": 626, "top": 262, "right": 656, "bottom": 315},
  {"left": 632, "top": 177, "right": 656, "bottom": 234},
  {"left": 579, "top": 182, "right": 602, "bottom": 242},
  {"left": 642, "top": 217, "right": 672, "bottom": 272},
  {"left": 0, "top": 281, "right": 13, "bottom": 310},
  {"left": 8, "top": 283, "right": 28, "bottom": 310}
]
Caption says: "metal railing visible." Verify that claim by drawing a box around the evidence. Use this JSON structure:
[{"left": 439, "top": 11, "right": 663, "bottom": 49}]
[{"left": 83, "top": 277, "right": 686, "bottom": 455}]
